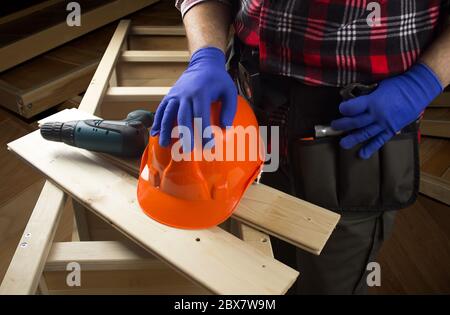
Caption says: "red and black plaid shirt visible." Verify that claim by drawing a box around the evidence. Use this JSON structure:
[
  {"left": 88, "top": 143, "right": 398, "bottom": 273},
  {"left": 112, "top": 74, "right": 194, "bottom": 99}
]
[{"left": 176, "top": 0, "right": 449, "bottom": 87}]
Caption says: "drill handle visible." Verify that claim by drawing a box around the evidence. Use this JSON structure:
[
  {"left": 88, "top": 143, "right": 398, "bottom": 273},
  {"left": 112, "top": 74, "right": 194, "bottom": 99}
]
[{"left": 125, "top": 110, "right": 154, "bottom": 129}]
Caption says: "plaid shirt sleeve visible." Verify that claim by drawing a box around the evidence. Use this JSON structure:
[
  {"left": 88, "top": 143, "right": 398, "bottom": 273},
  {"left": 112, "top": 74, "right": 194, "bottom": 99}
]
[{"left": 175, "top": 0, "right": 232, "bottom": 18}]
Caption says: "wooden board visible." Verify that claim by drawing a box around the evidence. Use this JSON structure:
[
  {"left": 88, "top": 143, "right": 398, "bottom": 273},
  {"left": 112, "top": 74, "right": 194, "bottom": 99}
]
[
  {"left": 0, "top": 182, "right": 67, "bottom": 295},
  {"left": 237, "top": 224, "right": 273, "bottom": 258},
  {"left": 420, "top": 172, "right": 450, "bottom": 205},
  {"left": 0, "top": 181, "right": 44, "bottom": 284},
  {"left": 0, "top": 0, "right": 63, "bottom": 25},
  {"left": 43, "top": 241, "right": 207, "bottom": 294},
  {"left": 430, "top": 91, "right": 450, "bottom": 108},
  {"left": 131, "top": 26, "right": 186, "bottom": 36},
  {"left": 46, "top": 241, "right": 156, "bottom": 272},
  {"left": 8, "top": 110, "right": 300, "bottom": 295},
  {"left": 0, "top": 0, "right": 160, "bottom": 72},
  {"left": 421, "top": 107, "right": 450, "bottom": 138},
  {"left": 421, "top": 120, "right": 450, "bottom": 138},
  {"left": 0, "top": 26, "right": 114, "bottom": 118},
  {"left": 235, "top": 184, "right": 340, "bottom": 254},
  {"left": 105, "top": 87, "right": 169, "bottom": 102},
  {"left": 43, "top": 269, "right": 207, "bottom": 295},
  {"left": 419, "top": 137, "right": 450, "bottom": 176},
  {"left": 117, "top": 61, "right": 186, "bottom": 87},
  {"left": 129, "top": 35, "right": 188, "bottom": 51},
  {"left": 121, "top": 50, "right": 189, "bottom": 62}
]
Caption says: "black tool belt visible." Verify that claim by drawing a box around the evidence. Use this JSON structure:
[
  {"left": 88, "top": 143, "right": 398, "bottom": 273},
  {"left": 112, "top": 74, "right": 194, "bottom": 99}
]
[{"left": 229, "top": 36, "right": 420, "bottom": 212}]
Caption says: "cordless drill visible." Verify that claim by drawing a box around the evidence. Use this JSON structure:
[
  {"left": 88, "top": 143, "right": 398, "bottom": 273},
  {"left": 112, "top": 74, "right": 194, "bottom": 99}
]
[{"left": 40, "top": 110, "right": 154, "bottom": 157}]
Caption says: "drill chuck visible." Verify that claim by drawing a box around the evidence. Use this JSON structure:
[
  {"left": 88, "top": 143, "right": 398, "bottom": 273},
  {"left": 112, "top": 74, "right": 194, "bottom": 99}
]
[
  {"left": 39, "top": 109, "right": 154, "bottom": 157},
  {"left": 40, "top": 121, "right": 77, "bottom": 145}
]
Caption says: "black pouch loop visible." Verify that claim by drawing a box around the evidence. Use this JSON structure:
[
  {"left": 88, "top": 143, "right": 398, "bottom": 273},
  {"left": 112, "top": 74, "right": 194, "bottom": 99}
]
[
  {"left": 379, "top": 130, "right": 419, "bottom": 209},
  {"left": 291, "top": 137, "right": 340, "bottom": 209},
  {"left": 338, "top": 144, "right": 380, "bottom": 208}
]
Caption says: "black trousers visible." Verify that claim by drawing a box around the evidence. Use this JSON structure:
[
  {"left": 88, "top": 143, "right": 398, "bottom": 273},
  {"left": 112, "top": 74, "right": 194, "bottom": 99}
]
[
  {"left": 264, "top": 169, "right": 396, "bottom": 295},
  {"left": 250, "top": 73, "right": 397, "bottom": 294}
]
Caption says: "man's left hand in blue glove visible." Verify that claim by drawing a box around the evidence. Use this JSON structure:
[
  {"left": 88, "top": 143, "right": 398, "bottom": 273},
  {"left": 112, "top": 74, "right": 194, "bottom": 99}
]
[{"left": 331, "top": 63, "right": 443, "bottom": 159}]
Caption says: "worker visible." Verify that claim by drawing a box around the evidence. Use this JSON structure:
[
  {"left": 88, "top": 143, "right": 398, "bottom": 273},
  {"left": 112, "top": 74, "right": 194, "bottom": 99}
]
[{"left": 151, "top": 1, "right": 450, "bottom": 294}]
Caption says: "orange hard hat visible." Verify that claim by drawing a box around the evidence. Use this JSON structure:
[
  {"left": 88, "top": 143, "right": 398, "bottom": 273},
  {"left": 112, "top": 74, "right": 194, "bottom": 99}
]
[{"left": 137, "top": 95, "right": 264, "bottom": 229}]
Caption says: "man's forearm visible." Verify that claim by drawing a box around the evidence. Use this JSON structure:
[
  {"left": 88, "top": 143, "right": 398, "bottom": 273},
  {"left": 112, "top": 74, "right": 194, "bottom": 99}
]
[
  {"left": 183, "top": 1, "right": 232, "bottom": 54},
  {"left": 421, "top": 23, "right": 450, "bottom": 87}
]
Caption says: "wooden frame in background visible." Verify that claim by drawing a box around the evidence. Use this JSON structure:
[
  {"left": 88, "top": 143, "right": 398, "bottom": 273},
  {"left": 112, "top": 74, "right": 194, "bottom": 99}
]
[{"left": 0, "top": 0, "right": 159, "bottom": 72}]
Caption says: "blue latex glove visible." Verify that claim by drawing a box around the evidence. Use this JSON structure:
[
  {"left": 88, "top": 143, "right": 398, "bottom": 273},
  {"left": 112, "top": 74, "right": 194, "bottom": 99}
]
[
  {"left": 150, "top": 47, "right": 237, "bottom": 150},
  {"left": 331, "top": 63, "right": 443, "bottom": 159}
]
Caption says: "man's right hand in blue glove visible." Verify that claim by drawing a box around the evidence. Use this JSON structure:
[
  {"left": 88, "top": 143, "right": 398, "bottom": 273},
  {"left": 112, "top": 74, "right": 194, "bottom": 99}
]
[{"left": 150, "top": 46, "right": 237, "bottom": 151}]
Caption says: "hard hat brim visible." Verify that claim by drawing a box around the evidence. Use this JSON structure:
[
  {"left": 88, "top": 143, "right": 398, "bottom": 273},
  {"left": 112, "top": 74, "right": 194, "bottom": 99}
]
[{"left": 137, "top": 178, "right": 242, "bottom": 230}]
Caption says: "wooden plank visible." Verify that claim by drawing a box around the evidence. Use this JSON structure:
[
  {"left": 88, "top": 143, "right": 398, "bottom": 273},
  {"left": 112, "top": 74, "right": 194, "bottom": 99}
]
[
  {"left": 104, "top": 86, "right": 169, "bottom": 102},
  {"left": 78, "top": 20, "right": 131, "bottom": 115},
  {"left": 0, "top": 181, "right": 44, "bottom": 283},
  {"left": 238, "top": 224, "right": 273, "bottom": 258},
  {"left": 45, "top": 241, "right": 156, "bottom": 271},
  {"left": 38, "top": 277, "right": 50, "bottom": 295},
  {"left": 443, "top": 167, "right": 450, "bottom": 181},
  {"left": 0, "top": 0, "right": 159, "bottom": 72},
  {"left": 423, "top": 108, "right": 450, "bottom": 121},
  {"left": 0, "top": 24, "right": 115, "bottom": 118},
  {"left": 44, "top": 269, "right": 207, "bottom": 295},
  {"left": 430, "top": 92, "right": 450, "bottom": 108},
  {"left": 8, "top": 111, "right": 299, "bottom": 295},
  {"left": 129, "top": 35, "right": 188, "bottom": 51},
  {"left": 122, "top": 50, "right": 190, "bottom": 62},
  {"left": 19, "top": 62, "right": 98, "bottom": 118},
  {"left": 99, "top": 100, "right": 159, "bottom": 121},
  {"left": 45, "top": 240, "right": 223, "bottom": 294},
  {"left": 109, "top": 69, "right": 118, "bottom": 87},
  {"left": 420, "top": 172, "right": 450, "bottom": 205},
  {"left": 0, "top": 0, "right": 63, "bottom": 25},
  {"left": 20, "top": 61, "right": 98, "bottom": 107},
  {"left": 71, "top": 200, "right": 91, "bottom": 241},
  {"left": 419, "top": 137, "right": 450, "bottom": 176},
  {"left": 131, "top": 25, "right": 186, "bottom": 36},
  {"left": 221, "top": 219, "right": 273, "bottom": 258},
  {"left": 421, "top": 120, "right": 450, "bottom": 138},
  {"left": 117, "top": 61, "right": 186, "bottom": 87},
  {"left": 0, "top": 182, "right": 67, "bottom": 295},
  {"left": 0, "top": 80, "right": 26, "bottom": 115},
  {"left": 236, "top": 184, "right": 340, "bottom": 255}
]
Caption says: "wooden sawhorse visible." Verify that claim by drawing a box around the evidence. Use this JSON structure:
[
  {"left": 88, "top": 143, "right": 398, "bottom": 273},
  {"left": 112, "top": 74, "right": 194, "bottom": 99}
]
[{"left": 1, "top": 20, "right": 340, "bottom": 295}]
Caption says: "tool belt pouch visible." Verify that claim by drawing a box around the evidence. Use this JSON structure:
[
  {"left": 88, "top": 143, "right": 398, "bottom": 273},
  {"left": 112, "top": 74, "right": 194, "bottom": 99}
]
[{"left": 290, "top": 126, "right": 419, "bottom": 212}]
